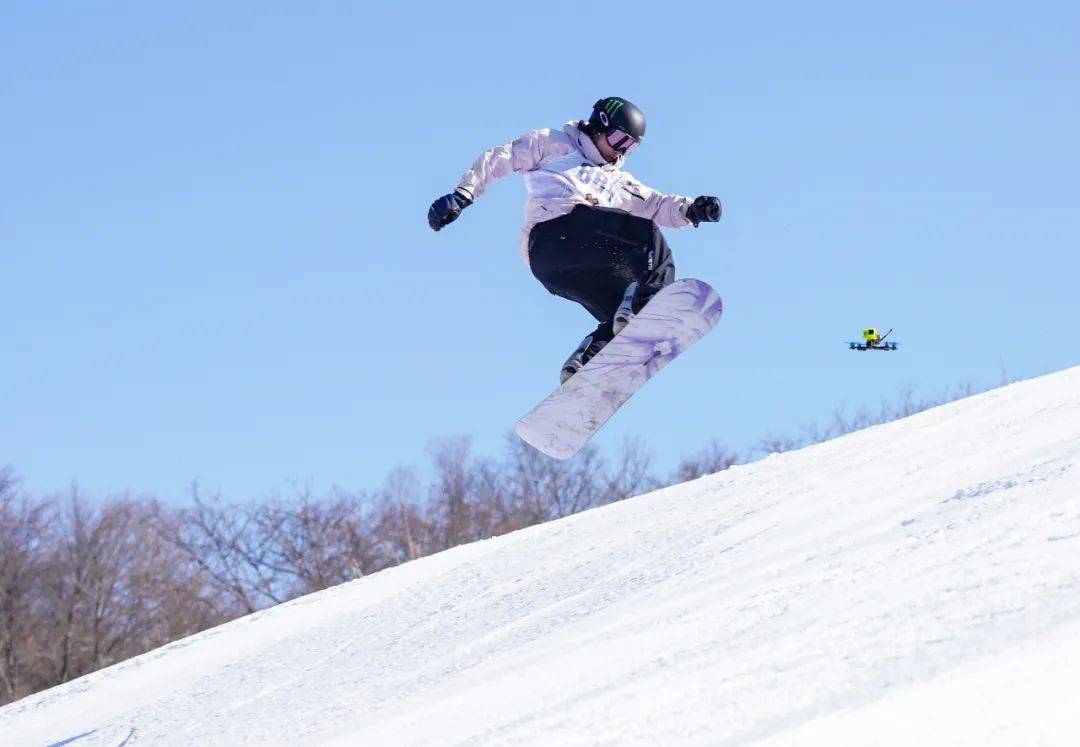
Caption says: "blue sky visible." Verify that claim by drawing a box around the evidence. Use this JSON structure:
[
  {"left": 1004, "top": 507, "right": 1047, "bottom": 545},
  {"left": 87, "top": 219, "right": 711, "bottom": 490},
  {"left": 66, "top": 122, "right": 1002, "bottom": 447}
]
[{"left": 3, "top": 2, "right": 1078, "bottom": 501}]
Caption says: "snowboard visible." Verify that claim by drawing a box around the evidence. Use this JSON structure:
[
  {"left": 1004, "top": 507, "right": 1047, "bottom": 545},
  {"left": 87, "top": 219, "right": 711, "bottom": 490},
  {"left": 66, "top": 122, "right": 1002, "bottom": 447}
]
[{"left": 516, "top": 278, "right": 723, "bottom": 460}]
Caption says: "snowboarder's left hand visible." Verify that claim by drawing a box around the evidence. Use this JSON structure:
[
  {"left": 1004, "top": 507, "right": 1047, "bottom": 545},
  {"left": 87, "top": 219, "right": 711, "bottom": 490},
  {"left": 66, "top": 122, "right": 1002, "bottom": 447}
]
[
  {"left": 687, "top": 196, "right": 722, "bottom": 227},
  {"left": 428, "top": 191, "right": 472, "bottom": 232}
]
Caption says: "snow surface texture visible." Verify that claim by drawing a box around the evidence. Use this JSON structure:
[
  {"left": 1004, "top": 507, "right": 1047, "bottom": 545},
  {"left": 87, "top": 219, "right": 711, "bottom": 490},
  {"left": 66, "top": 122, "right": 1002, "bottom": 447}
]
[
  {"left": 4, "top": 367, "right": 1080, "bottom": 746},
  {"left": 517, "top": 278, "right": 723, "bottom": 460}
]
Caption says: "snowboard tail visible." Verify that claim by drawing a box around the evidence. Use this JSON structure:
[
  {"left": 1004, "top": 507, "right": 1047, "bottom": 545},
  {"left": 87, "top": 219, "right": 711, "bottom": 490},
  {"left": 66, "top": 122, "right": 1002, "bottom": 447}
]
[{"left": 516, "top": 278, "right": 723, "bottom": 460}]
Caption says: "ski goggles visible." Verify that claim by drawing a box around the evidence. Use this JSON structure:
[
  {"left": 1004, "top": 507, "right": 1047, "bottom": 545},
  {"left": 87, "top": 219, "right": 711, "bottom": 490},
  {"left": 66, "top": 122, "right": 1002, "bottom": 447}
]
[{"left": 605, "top": 128, "right": 640, "bottom": 155}]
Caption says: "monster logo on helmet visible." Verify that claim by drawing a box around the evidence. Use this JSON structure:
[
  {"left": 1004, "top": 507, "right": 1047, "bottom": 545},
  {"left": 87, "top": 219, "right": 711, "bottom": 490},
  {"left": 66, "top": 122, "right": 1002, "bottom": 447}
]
[{"left": 588, "top": 96, "right": 646, "bottom": 155}]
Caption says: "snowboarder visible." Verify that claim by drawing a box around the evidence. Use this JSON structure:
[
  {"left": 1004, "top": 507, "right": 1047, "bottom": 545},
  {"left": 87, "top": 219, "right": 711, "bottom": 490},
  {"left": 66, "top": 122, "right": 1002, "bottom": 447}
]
[{"left": 427, "top": 97, "right": 722, "bottom": 384}]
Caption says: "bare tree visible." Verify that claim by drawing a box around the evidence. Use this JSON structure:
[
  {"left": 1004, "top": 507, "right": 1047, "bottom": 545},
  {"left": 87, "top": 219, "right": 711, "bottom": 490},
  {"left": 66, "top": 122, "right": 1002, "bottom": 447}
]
[
  {"left": 124, "top": 502, "right": 229, "bottom": 646},
  {"left": 495, "top": 436, "right": 658, "bottom": 527},
  {"left": 152, "top": 486, "right": 287, "bottom": 614},
  {"left": 377, "top": 467, "right": 426, "bottom": 564},
  {"left": 24, "top": 491, "right": 227, "bottom": 695},
  {"left": 254, "top": 488, "right": 382, "bottom": 597},
  {"left": 671, "top": 440, "right": 739, "bottom": 483},
  {"left": 0, "top": 472, "right": 51, "bottom": 702},
  {"left": 602, "top": 437, "right": 659, "bottom": 501},
  {"left": 428, "top": 437, "right": 485, "bottom": 550}
]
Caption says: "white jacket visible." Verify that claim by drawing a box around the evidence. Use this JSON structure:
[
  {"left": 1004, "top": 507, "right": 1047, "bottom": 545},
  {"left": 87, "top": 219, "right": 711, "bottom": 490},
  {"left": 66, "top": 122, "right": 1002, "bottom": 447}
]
[{"left": 455, "top": 122, "right": 694, "bottom": 266}]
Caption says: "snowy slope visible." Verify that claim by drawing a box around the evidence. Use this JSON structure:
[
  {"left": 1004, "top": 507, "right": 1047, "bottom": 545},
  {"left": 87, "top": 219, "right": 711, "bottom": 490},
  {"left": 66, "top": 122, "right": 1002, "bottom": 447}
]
[{"left": 4, "top": 367, "right": 1080, "bottom": 746}]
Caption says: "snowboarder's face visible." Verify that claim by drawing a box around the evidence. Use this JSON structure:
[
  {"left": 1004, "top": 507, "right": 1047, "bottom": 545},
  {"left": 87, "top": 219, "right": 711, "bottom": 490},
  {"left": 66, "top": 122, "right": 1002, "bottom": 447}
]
[{"left": 593, "top": 131, "right": 621, "bottom": 164}]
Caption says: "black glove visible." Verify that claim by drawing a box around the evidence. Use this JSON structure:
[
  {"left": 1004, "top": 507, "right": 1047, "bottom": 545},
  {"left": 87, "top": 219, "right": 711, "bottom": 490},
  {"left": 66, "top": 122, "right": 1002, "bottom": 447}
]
[
  {"left": 686, "top": 196, "right": 722, "bottom": 227},
  {"left": 428, "top": 190, "right": 472, "bottom": 231}
]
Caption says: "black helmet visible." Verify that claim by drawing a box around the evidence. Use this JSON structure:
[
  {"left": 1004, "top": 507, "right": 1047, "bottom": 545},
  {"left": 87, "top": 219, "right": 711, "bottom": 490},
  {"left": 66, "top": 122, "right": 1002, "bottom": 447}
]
[{"left": 588, "top": 97, "right": 646, "bottom": 153}]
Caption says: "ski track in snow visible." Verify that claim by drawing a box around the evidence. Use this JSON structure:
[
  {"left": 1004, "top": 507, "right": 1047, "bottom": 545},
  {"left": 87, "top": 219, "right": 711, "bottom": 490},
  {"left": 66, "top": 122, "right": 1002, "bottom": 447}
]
[{"left": 4, "top": 367, "right": 1080, "bottom": 745}]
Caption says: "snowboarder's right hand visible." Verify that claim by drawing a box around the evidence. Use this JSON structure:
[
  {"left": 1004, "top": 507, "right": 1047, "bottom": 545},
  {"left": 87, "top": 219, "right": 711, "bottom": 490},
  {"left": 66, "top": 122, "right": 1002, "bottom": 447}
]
[
  {"left": 686, "top": 196, "right": 722, "bottom": 227},
  {"left": 428, "top": 191, "right": 472, "bottom": 232}
]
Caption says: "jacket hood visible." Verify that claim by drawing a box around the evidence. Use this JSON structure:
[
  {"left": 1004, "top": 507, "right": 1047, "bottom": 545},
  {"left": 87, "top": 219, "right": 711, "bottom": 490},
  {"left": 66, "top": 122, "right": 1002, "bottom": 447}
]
[{"left": 563, "top": 121, "right": 623, "bottom": 169}]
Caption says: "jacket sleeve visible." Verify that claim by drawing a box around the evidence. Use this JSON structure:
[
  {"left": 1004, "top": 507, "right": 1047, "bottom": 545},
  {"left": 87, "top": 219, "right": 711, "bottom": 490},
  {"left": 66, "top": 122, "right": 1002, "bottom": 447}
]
[
  {"left": 454, "top": 129, "right": 554, "bottom": 202},
  {"left": 621, "top": 174, "right": 695, "bottom": 229}
]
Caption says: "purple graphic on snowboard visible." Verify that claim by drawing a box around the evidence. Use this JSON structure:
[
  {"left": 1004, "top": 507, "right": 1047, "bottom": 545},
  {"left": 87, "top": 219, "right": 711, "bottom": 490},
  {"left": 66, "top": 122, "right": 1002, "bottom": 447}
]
[{"left": 517, "top": 279, "right": 723, "bottom": 459}]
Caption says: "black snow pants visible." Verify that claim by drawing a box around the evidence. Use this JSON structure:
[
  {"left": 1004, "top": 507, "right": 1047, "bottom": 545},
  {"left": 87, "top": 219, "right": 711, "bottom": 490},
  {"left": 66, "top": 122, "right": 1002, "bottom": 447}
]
[{"left": 527, "top": 204, "right": 676, "bottom": 346}]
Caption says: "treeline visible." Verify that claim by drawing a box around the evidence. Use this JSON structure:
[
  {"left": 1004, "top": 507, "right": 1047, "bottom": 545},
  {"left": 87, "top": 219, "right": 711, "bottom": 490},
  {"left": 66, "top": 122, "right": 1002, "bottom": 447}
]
[
  {"left": 0, "top": 437, "right": 678, "bottom": 705},
  {"left": 0, "top": 383, "right": 975, "bottom": 704}
]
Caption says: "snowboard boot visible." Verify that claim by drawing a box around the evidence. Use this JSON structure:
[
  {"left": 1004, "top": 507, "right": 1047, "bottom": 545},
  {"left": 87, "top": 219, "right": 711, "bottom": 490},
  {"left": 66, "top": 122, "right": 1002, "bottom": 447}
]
[
  {"left": 560, "top": 332, "right": 610, "bottom": 385},
  {"left": 612, "top": 282, "right": 639, "bottom": 336}
]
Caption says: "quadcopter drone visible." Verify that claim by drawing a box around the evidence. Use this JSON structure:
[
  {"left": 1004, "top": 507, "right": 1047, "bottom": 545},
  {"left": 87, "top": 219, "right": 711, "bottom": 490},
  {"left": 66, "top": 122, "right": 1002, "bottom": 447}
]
[{"left": 848, "top": 328, "right": 899, "bottom": 351}]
